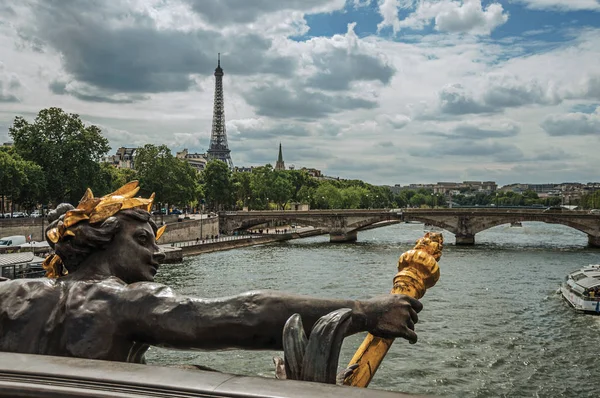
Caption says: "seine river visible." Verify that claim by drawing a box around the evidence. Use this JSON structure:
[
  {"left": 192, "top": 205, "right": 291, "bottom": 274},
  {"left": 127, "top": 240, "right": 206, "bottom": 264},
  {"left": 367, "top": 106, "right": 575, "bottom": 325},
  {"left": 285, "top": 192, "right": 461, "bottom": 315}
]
[{"left": 148, "top": 222, "right": 600, "bottom": 397}]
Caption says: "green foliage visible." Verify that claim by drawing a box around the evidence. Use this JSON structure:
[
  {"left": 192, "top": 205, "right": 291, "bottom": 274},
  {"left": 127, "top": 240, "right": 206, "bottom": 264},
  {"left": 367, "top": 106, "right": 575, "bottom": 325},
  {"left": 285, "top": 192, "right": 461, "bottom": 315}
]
[
  {"left": 231, "top": 171, "right": 252, "bottom": 207},
  {"left": 340, "top": 186, "right": 368, "bottom": 209},
  {"left": 409, "top": 193, "right": 428, "bottom": 208},
  {"left": 270, "top": 171, "right": 294, "bottom": 210},
  {"left": 285, "top": 169, "right": 314, "bottom": 202},
  {"left": 315, "top": 183, "right": 343, "bottom": 209},
  {"left": 0, "top": 148, "right": 46, "bottom": 212},
  {"left": 92, "top": 163, "right": 139, "bottom": 197},
  {"left": 581, "top": 191, "right": 600, "bottom": 209},
  {"left": 9, "top": 107, "right": 110, "bottom": 204},
  {"left": 134, "top": 144, "right": 199, "bottom": 209},
  {"left": 248, "top": 164, "right": 273, "bottom": 209},
  {"left": 202, "top": 160, "right": 233, "bottom": 210}
]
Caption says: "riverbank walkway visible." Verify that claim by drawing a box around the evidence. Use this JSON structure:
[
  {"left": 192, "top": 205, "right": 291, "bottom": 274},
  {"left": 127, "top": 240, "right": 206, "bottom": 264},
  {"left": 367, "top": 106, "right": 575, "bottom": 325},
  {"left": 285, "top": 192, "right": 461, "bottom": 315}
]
[{"left": 170, "top": 226, "right": 318, "bottom": 249}]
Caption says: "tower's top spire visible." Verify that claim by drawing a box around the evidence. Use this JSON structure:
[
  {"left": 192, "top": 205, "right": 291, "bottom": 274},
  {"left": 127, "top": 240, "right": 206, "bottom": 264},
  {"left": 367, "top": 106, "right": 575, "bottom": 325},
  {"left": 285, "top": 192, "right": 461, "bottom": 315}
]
[
  {"left": 214, "top": 53, "right": 223, "bottom": 76},
  {"left": 278, "top": 143, "right": 283, "bottom": 163},
  {"left": 275, "top": 142, "right": 285, "bottom": 171}
]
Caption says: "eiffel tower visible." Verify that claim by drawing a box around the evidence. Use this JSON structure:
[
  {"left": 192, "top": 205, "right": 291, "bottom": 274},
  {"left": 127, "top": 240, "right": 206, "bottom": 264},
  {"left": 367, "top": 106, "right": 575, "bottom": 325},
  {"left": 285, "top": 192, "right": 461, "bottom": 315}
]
[{"left": 206, "top": 53, "right": 233, "bottom": 168}]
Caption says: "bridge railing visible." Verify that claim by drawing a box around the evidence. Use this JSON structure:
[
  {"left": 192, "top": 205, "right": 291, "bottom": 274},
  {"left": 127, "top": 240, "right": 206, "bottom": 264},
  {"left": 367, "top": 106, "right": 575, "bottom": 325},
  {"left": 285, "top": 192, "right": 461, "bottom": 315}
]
[
  {"left": 0, "top": 352, "right": 424, "bottom": 398},
  {"left": 220, "top": 209, "right": 398, "bottom": 216}
]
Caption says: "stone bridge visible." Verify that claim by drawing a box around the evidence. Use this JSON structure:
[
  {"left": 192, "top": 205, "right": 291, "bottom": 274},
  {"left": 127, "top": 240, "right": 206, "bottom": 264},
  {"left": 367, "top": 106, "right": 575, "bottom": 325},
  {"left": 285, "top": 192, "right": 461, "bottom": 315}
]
[
  {"left": 219, "top": 210, "right": 400, "bottom": 242},
  {"left": 402, "top": 208, "right": 600, "bottom": 247},
  {"left": 219, "top": 208, "right": 600, "bottom": 246}
]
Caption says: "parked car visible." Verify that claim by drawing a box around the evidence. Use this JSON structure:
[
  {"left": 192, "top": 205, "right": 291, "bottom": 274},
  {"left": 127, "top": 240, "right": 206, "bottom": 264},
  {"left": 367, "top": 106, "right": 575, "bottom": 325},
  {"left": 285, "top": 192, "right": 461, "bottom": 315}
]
[
  {"left": 11, "top": 212, "right": 27, "bottom": 218},
  {"left": 171, "top": 209, "right": 183, "bottom": 215},
  {"left": 29, "top": 210, "right": 42, "bottom": 218},
  {"left": 0, "top": 235, "right": 27, "bottom": 246}
]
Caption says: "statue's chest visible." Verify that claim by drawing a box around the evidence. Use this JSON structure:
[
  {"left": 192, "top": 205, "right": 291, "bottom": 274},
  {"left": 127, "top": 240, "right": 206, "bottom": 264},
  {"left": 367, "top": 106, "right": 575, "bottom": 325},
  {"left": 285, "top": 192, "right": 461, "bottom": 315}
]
[{"left": 60, "top": 300, "right": 128, "bottom": 361}]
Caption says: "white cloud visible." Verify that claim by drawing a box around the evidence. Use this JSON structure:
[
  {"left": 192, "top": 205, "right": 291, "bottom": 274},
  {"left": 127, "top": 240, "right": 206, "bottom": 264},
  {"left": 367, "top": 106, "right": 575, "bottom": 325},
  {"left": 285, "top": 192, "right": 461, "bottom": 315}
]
[
  {"left": 516, "top": 0, "right": 600, "bottom": 11},
  {"left": 353, "top": 0, "right": 374, "bottom": 7},
  {"left": 541, "top": 107, "right": 600, "bottom": 136},
  {"left": 0, "top": 62, "right": 21, "bottom": 102},
  {"left": 378, "top": 0, "right": 508, "bottom": 35},
  {"left": 376, "top": 114, "right": 411, "bottom": 129},
  {"left": 1, "top": 1, "right": 600, "bottom": 186}
]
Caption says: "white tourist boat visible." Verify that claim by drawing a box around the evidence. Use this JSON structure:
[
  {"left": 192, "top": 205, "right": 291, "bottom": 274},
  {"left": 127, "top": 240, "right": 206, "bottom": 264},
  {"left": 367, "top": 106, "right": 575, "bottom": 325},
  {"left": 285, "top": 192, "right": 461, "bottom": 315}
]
[{"left": 559, "top": 264, "right": 600, "bottom": 313}]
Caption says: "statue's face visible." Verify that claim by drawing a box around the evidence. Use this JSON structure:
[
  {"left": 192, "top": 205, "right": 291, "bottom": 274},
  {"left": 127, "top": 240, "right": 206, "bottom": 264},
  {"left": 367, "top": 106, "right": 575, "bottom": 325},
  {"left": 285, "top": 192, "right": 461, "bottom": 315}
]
[{"left": 108, "top": 215, "right": 163, "bottom": 283}]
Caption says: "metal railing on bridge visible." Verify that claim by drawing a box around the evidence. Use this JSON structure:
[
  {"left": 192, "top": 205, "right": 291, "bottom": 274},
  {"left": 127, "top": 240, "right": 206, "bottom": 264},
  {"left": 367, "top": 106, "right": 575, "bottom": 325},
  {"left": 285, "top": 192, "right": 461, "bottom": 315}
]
[{"left": 171, "top": 233, "right": 260, "bottom": 248}]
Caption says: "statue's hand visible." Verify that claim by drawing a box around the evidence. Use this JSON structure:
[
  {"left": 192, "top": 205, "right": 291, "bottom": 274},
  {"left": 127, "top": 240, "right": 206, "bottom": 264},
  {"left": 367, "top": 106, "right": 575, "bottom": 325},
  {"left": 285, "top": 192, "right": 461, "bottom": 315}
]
[
  {"left": 336, "top": 363, "right": 358, "bottom": 385},
  {"left": 362, "top": 295, "right": 423, "bottom": 343}
]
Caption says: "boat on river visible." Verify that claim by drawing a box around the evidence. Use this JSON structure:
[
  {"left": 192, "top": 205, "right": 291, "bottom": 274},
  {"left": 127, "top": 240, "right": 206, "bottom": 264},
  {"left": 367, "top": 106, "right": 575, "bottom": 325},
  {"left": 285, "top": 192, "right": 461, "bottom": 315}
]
[
  {"left": 0, "top": 252, "right": 46, "bottom": 279},
  {"left": 559, "top": 264, "right": 600, "bottom": 313}
]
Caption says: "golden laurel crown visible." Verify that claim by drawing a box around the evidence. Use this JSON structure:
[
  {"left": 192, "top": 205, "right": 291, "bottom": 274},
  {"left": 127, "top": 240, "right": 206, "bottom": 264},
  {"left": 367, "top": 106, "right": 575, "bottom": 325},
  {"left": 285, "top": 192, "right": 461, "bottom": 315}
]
[{"left": 43, "top": 180, "right": 166, "bottom": 278}]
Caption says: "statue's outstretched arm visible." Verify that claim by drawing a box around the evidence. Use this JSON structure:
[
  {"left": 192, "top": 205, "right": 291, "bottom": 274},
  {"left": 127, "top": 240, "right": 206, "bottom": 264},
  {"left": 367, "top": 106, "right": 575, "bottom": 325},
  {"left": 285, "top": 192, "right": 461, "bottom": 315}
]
[{"left": 117, "top": 283, "right": 420, "bottom": 351}]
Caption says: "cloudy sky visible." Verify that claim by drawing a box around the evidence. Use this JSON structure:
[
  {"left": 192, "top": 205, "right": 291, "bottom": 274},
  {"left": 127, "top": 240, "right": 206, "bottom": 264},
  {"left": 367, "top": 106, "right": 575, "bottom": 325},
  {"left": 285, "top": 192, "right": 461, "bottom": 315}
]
[{"left": 1, "top": 0, "right": 599, "bottom": 186}]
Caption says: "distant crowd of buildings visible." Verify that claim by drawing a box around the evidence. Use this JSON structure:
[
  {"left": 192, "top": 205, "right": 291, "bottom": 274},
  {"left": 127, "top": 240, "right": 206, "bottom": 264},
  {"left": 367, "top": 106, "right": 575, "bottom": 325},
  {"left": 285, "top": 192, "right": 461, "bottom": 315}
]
[
  {"left": 103, "top": 145, "right": 324, "bottom": 179},
  {"left": 390, "top": 181, "right": 600, "bottom": 202}
]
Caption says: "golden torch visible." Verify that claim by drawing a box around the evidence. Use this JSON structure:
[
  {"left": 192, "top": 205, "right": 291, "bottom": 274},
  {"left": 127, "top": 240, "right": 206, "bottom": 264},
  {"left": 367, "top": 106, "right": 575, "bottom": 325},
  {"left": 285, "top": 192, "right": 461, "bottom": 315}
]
[{"left": 343, "top": 232, "right": 443, "bottom": 388}]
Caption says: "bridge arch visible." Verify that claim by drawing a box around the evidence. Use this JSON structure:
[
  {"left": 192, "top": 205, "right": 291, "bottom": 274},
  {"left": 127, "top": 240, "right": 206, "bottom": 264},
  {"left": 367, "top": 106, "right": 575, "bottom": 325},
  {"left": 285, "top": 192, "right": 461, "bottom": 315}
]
[
  {"left": 403, "top": 209, "right": 600, "bottom": 247},
  {"left": 402, "top": 216, "right": 458, "bottom": 235},
  {"left": 470, "top": 216, "right": 597, "bottom": 236},
  {"left": 220, "top": 211, "right": 402, "bottom": 242}
]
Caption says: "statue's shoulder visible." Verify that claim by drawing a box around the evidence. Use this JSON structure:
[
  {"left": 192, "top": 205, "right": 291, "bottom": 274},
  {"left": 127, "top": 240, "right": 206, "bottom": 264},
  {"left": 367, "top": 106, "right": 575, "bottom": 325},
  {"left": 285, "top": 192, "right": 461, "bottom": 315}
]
[
  {"left": 0, "top": 277, "right": 58, "bottom": 302},
  {"left": 0, "top": 277, "right": 56, "bottom": 292},
  {"left": 85, "top": 279, "right": 179, "bottom": 307},
  {"left": 124, "top": 280, "right": 177, "bottom": 297},
  {"left": 59, "top": 277, "right": 171, "bottom": 296}
]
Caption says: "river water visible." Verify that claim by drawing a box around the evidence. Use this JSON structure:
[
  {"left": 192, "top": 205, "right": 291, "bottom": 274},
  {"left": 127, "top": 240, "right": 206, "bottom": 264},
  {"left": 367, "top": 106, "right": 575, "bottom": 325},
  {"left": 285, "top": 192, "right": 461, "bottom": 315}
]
[{"left": 147, "top": 222, "right": 600, "bottom": 397}]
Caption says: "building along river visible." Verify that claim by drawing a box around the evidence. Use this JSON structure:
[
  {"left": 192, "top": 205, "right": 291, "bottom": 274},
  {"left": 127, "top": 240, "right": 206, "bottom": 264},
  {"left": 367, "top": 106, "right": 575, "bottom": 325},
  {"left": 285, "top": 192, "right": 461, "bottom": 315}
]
[{"left": 147, "top": 222, "right": 600, "bottom": 397}]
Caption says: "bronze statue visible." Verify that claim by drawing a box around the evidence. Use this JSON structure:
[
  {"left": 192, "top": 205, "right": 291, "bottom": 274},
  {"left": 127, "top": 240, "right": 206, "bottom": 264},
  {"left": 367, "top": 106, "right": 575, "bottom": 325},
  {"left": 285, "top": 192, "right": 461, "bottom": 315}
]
[{"left": 0, "top": 182, "right": 422, "bottom": 371}]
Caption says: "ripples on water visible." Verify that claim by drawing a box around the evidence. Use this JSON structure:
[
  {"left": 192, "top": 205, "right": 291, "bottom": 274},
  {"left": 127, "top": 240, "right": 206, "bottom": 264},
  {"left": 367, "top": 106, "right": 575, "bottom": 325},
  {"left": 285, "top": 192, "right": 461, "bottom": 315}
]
[{"left": 147, "top": 222, "right": 600, "bottom": 397}]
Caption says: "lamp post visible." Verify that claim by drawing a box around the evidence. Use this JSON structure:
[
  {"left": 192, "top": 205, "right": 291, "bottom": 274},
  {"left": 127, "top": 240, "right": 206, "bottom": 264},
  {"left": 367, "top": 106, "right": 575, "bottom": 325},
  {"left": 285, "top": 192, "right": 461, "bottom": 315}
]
[
  {"left": 41, "top": 204, "right": 45, "bottom": 242},
  {"left": 200, "top": 200, "right": 204, "bottom": 240}
]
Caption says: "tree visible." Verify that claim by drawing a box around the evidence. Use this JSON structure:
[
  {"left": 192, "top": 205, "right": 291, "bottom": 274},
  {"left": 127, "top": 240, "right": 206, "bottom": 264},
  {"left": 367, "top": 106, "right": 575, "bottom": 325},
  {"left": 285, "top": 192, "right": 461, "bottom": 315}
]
[
  {"left": 0, "top": 149, "right": 45, "bottom": 212},
  {"left": 409, "top": 193, "right": 428, "bottom": 208},
  {"left": 170, "top": 159, "right": 201, "bottom": 208},
  {"left": 202, "top": 160, "right": 233, "bottom": 211},
  {"left": 284, "top": 169, "right": 314, "bottom": 202},
  {"left": 250, "top": 164, "right": 274, "bottom": 209},
  {"left": 12, "top": 157, "right": 45, "bottom": 211},
  {"left": 134, "top": 144, "right": 199, "bottom": 211},
  {"left": 315, "top": 183, "right": 343, "bottom": 209},
  {"left": 93, "top": 163, "right": 139, "bottom": 197},
  {"left": 0, "top": 150, "right": 25, "bottom": 213},
  {"left": 297, "top": 185, "right": 317, "bottom": 208},
  {"left": 341, "top": 186, "right": 367, "bottom": 209},
  {"left": 270, "top": 171, "right": 294, "bottom": 210},
  {"left": 231, "top": 171, "right": 252, "bottom": 209},
  {"left": 9, "top": 107, "right": 110, "bottom": 205}
]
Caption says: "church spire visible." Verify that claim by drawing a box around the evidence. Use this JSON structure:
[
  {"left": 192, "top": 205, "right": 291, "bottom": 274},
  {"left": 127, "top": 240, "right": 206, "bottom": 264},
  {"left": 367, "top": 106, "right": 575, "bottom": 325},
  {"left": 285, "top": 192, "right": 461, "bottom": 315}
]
[{"left": 275, "top": 142, "right": 285, "bottom": 171}]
